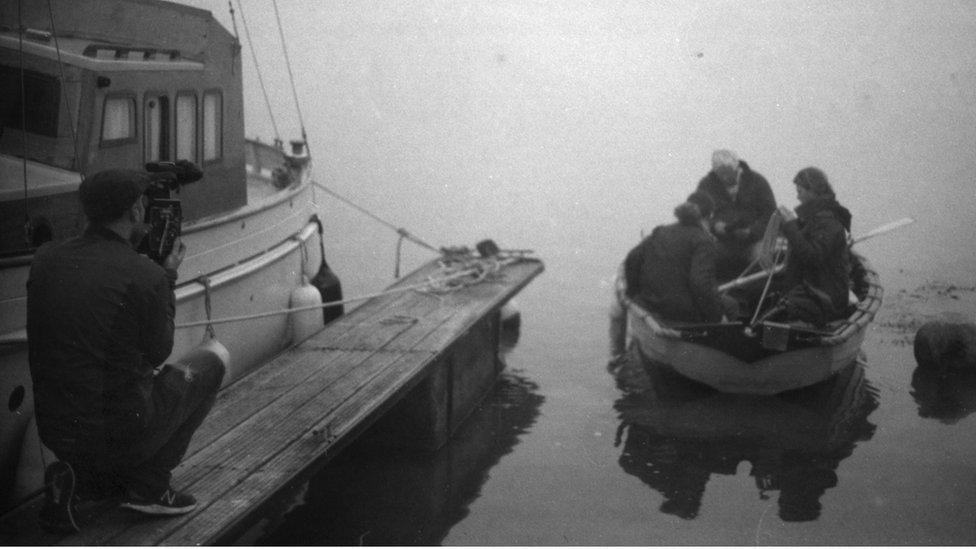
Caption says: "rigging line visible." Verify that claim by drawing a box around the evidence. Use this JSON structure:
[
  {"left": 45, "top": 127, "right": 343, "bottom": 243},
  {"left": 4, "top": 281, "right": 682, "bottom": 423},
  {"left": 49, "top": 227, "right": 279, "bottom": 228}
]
[
  {"left": 45, "top": 0, "right": 80, "bottom": 175},
  {"left": 272, "top": 0, "right": 308, "bottom": 147},
  {"left": 235, "top": 0, "right": 280, "bottom": 142},
  {"left": 17, "top": 0, "right": 29, "bottom": 248},
  {"left": 311, "top": 180, "right": 440, "bottom": 252},
  {"left": 227, "top": 0, "right": 239, "bottom": 40},
  {"left": 174, "top": 259, "right": 508, "bottom": 329}
]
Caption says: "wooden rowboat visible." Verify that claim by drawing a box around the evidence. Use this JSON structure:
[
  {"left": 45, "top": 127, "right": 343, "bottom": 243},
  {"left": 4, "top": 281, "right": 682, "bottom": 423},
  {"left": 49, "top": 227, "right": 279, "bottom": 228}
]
[{"left": 615, "top": 253, "right": 883, "bottom": 395}]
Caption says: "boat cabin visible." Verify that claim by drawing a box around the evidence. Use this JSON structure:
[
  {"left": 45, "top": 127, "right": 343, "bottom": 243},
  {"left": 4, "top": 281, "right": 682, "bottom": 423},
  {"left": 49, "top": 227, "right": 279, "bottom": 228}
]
[{"left": 0, "top": 0, "right": 246, "bottom": 258}]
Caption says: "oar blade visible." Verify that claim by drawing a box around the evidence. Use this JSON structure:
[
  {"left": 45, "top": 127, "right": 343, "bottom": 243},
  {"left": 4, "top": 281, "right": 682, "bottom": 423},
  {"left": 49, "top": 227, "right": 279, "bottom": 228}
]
[{"left": 853, "top": 217, "right": 915, "bottom": 244}]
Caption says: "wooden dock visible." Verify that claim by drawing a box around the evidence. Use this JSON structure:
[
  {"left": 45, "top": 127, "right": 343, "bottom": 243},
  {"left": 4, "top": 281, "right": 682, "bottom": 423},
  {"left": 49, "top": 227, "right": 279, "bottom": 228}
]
[{"left": 0, "top": 256, "right": 544, "bottom": 545}]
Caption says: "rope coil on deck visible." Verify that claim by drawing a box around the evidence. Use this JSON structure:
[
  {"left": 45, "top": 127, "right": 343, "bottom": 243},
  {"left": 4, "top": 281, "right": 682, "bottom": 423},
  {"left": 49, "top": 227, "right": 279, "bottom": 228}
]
[{"left": 175, "top": 247, "right": 535, "bottom": 329}]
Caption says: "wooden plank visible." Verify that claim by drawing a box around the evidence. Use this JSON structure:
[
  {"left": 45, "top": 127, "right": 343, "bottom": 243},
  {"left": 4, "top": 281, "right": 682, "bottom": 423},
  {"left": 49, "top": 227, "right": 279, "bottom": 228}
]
[
  {"left": 0, "top": 257, "right": 544, "bottom": 546},
  {"left": 57, "top": 349, "right": 386, "bottom": 546},
  {"left": 158, "top": 349, "right": 446, "bottom": 545}
]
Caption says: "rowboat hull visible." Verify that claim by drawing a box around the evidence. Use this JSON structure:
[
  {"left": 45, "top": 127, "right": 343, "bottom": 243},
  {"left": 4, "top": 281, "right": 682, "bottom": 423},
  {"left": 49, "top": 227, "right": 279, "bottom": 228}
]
[
  {"left": 628, "top": 314, "right": 868, "bottom": 395},
  {"left": 617, "top": 253, "right": 883, "bottom": 395}
]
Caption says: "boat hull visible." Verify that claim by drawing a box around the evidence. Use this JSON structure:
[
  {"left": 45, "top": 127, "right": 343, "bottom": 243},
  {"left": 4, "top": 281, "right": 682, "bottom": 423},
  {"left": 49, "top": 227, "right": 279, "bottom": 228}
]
[
  {"left": 628, "top": 313, "right": 867, "bottom": 395},
  {"left": 617, "top": 253, "right": 883, "bottom": 396}
]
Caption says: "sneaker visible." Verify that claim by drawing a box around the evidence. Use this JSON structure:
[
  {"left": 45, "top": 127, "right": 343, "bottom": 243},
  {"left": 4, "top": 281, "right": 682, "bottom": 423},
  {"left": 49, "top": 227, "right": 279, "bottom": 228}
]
[
  {"left": 38, "top": 461, "right": 81, "bottom": 534},
  {"left": 121, "top": 486, "right": 197, "bottom": 516}
]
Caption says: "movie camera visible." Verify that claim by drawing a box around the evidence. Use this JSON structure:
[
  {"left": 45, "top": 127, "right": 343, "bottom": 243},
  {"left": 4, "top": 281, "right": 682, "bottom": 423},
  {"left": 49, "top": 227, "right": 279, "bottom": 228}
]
[{"left": 140, "top": 160, "right": 203, "bottom": 264}]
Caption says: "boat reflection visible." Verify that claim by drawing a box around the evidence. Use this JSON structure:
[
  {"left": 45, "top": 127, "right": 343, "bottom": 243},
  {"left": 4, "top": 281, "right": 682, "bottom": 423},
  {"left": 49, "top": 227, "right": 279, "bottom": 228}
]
[
  {"left": 910, "top": 366, "right": 976, "bottom": 424},
  {"left": 612, "top": 352, "right": 879, "bottom": 522},
  {"left": 250, "top": 368, "right": 543, "bottom": 545}
]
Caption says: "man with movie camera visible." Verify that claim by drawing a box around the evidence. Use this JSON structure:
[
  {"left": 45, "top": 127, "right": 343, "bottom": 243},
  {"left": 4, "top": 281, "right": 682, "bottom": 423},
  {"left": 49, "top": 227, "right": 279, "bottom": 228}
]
[{"left": 27, "top": 161, "right": 224, "bottom": 533}]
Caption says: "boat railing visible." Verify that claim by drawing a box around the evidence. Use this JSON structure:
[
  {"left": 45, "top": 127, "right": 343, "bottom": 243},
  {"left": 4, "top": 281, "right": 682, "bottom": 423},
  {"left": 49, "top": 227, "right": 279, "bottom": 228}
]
[
  {"left": 819, "top": 253, "right": 883, "bottom": 346},
  {"left": 615, "top": 252, "right": 883, "bottom": 346}
]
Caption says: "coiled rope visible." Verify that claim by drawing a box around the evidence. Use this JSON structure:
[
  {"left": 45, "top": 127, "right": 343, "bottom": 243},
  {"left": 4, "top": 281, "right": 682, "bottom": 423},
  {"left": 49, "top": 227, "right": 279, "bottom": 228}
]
[{"left": 174, "top": 253, "right": 527, "bottom": 329}]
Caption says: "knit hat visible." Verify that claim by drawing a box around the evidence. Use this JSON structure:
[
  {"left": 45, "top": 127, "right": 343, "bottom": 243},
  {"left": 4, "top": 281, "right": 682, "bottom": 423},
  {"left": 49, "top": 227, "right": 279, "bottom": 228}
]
[
  {"left": 79, "top": 169, "right": 151, "bottom": 223},
  {"left": 675, "top": 191, "right": 715, "bottom": 225},
  {"left": 687, "top": 190, "right": 715, "bottom": 219},
  {"left": 711, "top": 149, "right": 739, "bottom": 170}
]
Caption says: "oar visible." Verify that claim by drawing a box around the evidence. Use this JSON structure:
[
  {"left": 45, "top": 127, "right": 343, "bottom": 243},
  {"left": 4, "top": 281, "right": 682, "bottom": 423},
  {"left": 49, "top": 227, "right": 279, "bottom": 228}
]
[
  {"left": 718, "top": 216, "right": 914, "bottom": 293},
  {"left": 718, "top": 264, "right": 784, "bottom": 293},
  {"left": 852, "top": 216, "right": 914, "bottom": 244}
]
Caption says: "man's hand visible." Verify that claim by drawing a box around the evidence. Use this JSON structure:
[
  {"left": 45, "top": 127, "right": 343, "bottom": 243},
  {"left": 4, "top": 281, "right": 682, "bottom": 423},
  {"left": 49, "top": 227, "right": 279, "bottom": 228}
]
[
  {"left": 777, "top": 205, "right": 797, "bottom": 223},
  {"left": 713, "top": 221, "right": 728, "bottom": 235},
  {"left": 163, "top": 238, "right": 186, "bottom": 272}
]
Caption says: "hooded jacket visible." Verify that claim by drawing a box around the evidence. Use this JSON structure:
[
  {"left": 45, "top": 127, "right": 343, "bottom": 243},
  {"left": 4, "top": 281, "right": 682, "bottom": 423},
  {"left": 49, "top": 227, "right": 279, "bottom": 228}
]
[
  {"left": 779, "top": 197, "right": 853, "bottom": 322},
  {"left": 696, "top": 160, "right": 776, "bottom": 248},
  {"left": 624, "top": 209, "right": 724, "bottom": 324}
]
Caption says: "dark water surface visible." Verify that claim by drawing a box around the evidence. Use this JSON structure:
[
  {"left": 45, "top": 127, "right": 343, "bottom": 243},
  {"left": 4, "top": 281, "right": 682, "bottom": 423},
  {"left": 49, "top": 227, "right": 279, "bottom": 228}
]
[{"left": 181, "top": 1, "right": 976, "bottom": 545}]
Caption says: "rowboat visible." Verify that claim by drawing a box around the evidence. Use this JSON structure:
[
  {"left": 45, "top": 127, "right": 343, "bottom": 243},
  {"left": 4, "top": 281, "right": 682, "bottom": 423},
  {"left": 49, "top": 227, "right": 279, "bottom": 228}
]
[
  {"left": 0, "top": 0, "right": 341, "bottom": 511},
  {"left": 614, "top": 252, "right": 883, "bottom": 395}
]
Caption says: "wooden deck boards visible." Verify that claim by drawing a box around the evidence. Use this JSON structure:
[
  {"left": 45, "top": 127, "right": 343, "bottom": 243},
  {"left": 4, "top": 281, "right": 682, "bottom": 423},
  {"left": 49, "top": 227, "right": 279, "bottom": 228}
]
[{"left": 0, "top": 257, "right": 543, "bottom": 546}]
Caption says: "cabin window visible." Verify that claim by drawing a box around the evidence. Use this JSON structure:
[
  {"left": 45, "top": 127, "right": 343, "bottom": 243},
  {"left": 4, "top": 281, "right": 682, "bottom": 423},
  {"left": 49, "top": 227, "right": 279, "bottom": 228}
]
[
  {"left": 203, "top": 90, "right": 222, "bottom": 162},
  {"left": 175, "top": 92, "right": 197, "bottom": 162},
  {"left": 100, "top": 95, "right": 136, "bottom": 145},
  {"left": 144, "top": 94, "right": 170, "bottom": 162},
  {"left": 0, "top": 65, "right": 61, "bottom": 137}
]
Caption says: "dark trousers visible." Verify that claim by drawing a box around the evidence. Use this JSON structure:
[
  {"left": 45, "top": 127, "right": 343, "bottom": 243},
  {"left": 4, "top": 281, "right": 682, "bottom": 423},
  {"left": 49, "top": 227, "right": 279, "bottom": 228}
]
[
  {"left": 124, "top": 358, "right": 225, "bottom": 493},
  {"left": 59, "top": 357, "right": 224, "bottom": 498}
]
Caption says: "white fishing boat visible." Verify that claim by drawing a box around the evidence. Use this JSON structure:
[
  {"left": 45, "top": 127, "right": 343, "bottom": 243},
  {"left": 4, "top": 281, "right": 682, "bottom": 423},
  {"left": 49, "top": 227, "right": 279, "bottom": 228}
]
[{"left": 0, "top": 0, "right": 342, "bottom": 511}]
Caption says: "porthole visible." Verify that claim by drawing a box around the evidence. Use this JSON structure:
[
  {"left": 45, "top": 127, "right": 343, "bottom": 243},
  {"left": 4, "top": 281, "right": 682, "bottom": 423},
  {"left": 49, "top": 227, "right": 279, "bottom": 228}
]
[{"left": 8, "top": 385, "right": 25, "bottom": 412}]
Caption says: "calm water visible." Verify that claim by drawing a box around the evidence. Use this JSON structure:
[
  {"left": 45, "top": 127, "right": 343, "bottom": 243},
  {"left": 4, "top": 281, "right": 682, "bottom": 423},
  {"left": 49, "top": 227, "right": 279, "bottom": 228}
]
[{"left": 182, "top": 1, "right": 976, "bottom": 544}]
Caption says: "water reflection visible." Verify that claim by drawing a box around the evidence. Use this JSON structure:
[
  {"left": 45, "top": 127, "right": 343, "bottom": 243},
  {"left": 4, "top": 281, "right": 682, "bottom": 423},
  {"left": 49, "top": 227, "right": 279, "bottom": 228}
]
[
  {"left": 612, "top": 354, "right": 879, "bottom": 522},
  {"left": 253, "top": 369, "right": 544, "bottom": 545},
  {"left": 910, "top": 366, "right": 976, "bottom": 425}
]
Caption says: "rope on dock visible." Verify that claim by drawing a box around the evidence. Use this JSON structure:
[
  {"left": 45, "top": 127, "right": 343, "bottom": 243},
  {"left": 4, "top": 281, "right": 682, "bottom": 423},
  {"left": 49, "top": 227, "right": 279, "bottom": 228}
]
[{"left": 174, "top": 252, "right": 533, "bottom": 329}]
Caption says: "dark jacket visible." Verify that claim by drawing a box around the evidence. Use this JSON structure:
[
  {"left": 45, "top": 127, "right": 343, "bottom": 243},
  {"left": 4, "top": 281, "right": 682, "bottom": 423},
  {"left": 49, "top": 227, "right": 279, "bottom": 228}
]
[
  {"left": 779, "top": 197, "right": 852, "bottom": 324},
  {"left": 624, "top": 221, "right": 724, "bottom": 324},
  {"left": 696, "top": 160, "right": 776, "bottom": 248},
  {"left": 27, "top": 225, "right": 177, "bottom": 453}
]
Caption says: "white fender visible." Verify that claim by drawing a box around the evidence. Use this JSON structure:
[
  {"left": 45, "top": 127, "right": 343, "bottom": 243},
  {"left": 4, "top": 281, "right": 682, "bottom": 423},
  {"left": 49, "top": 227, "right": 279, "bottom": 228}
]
[
  {"left": 196, "top": 336, "right": 232, "bottom": 371},
  {"left": 290, "top": 275, "right": 324, "bottom": 344}
]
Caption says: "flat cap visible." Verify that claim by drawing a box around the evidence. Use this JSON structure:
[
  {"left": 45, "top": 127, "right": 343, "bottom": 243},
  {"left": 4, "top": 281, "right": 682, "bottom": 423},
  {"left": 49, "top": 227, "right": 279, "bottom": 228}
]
[{"left": 79, "top": 169, "right": 150, "bottom": 223}]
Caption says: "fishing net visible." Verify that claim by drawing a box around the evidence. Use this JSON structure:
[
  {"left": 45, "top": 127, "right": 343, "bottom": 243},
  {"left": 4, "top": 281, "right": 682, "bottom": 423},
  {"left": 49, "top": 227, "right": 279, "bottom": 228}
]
[{"left": 756, "top": 212, "right": 786, "bottom": 271}]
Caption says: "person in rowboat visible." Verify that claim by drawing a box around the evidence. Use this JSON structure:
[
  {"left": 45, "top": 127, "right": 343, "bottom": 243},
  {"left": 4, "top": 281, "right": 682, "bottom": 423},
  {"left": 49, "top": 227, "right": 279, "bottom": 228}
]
[
  {"left": 27, "top": 168, "right": 224, "bottom": 533},
  {"left": 623, "top": 191, "right": 738, "bottom": 325},
  {"left": 770, "top": 167, "right": 853, "bottom": 327},
  {"left": 696, "top": 149, "right": 777, "bottom": 281}
]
